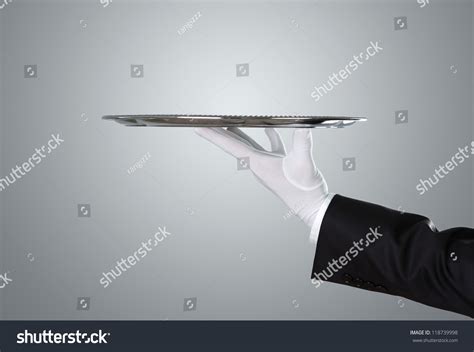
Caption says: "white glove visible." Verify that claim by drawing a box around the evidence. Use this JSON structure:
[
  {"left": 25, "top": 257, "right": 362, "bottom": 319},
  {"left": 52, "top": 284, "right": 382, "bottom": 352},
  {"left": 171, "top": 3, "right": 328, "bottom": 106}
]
[{"left": 195, "top": 127, "right": 334, "bottom": 243}]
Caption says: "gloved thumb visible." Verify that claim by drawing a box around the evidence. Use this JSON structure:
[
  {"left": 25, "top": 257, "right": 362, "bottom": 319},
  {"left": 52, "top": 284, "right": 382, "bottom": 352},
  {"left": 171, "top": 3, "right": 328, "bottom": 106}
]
[
  {"left": 284, "top": 128, "right": 321, "bottom": 191},
  {"left": 291, "top": 129, "right": 313, "bottom": 161}
]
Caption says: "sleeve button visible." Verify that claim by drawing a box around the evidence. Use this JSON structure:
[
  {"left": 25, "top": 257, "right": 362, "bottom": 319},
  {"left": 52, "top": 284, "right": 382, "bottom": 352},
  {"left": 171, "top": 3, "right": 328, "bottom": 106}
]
[{"left": 343, "top": 273, "right": 353, "bottom": 284}]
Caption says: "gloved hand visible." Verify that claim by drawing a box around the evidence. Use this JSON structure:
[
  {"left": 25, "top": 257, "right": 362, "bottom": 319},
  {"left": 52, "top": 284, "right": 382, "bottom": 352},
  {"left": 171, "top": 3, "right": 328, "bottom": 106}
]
[{"left": 195, "top": 127, "right": 332, "bottom": 242}]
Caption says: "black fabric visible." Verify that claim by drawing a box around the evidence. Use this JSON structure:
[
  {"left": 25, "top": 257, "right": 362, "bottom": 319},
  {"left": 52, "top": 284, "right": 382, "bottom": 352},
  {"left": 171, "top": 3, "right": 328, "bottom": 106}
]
[{"left": 311, "top": 194, "right": 474, "bottom": 318}]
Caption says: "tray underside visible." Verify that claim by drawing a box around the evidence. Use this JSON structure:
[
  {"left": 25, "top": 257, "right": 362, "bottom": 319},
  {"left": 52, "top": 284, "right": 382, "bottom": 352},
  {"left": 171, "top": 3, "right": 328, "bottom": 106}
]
[{"left": 102, "top": 114, "right": 366, "bottom": 128}]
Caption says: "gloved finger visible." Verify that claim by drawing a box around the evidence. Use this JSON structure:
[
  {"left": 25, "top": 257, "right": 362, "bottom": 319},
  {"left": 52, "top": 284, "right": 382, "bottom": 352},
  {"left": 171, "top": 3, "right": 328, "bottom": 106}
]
[
  {"left": 195, "top": 127, "right": 254, "bottom": 158},
  {"left": 291, "top": 128, "right": 314, "bottom": 161},
  {"left": 265, "top": 128, "right": 286, "bottom": 155},
  {"left": 226, "top": 127, "right": 266, "bottom": 152}
]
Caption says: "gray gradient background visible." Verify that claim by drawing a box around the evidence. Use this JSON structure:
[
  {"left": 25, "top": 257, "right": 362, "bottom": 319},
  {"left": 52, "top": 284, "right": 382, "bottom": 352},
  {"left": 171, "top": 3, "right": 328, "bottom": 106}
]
[{"left": 0, "top": 0, "right": 472, "bottom": 320}]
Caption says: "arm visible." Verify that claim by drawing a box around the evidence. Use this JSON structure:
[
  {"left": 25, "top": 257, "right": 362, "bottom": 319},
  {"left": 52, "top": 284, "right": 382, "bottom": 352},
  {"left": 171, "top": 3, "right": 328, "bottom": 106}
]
[
  {"left": 312, "top": 194, "right": 474, "bottom": 318},
  {"left": 195, "top": 127, "right": 474, "bottom": 318}
]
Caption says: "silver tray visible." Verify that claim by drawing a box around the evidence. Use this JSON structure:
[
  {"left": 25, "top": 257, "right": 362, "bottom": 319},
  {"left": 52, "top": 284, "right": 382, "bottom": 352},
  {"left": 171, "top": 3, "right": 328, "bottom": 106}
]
[{"left": 102, "top": 114, "right": 366, "bottom": 128}]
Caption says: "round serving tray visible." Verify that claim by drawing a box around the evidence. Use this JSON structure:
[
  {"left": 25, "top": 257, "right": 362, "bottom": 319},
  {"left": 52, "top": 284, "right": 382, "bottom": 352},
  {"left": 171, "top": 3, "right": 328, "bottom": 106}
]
[{"left": 102, "top": 114, "right": 366, "bottom": 128}]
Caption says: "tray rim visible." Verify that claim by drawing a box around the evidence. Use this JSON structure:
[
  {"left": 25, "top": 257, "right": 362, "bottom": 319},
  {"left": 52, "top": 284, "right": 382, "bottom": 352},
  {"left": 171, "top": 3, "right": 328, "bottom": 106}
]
[
  {"left": 103, "top": 114, "right": 365, "bottom": 120},
  {"left": 102, "top": 114, "right": 367, "bottom": 128}
]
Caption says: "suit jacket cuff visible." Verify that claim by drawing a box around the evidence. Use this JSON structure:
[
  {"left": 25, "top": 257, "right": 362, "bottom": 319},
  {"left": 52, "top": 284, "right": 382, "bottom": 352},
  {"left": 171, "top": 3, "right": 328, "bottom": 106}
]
[
  {"left": 310, "top": 194, "right": 403, "bottom": 294},
  {"left": 309, "top": 193, "right": 335, "bottom": 245}
]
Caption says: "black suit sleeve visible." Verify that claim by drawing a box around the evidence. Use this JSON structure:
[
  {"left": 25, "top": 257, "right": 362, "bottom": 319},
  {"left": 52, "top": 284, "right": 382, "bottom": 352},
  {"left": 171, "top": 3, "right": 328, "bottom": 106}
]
[{"left": 311, "top": 194, "right": 474, "bottom": 318}]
